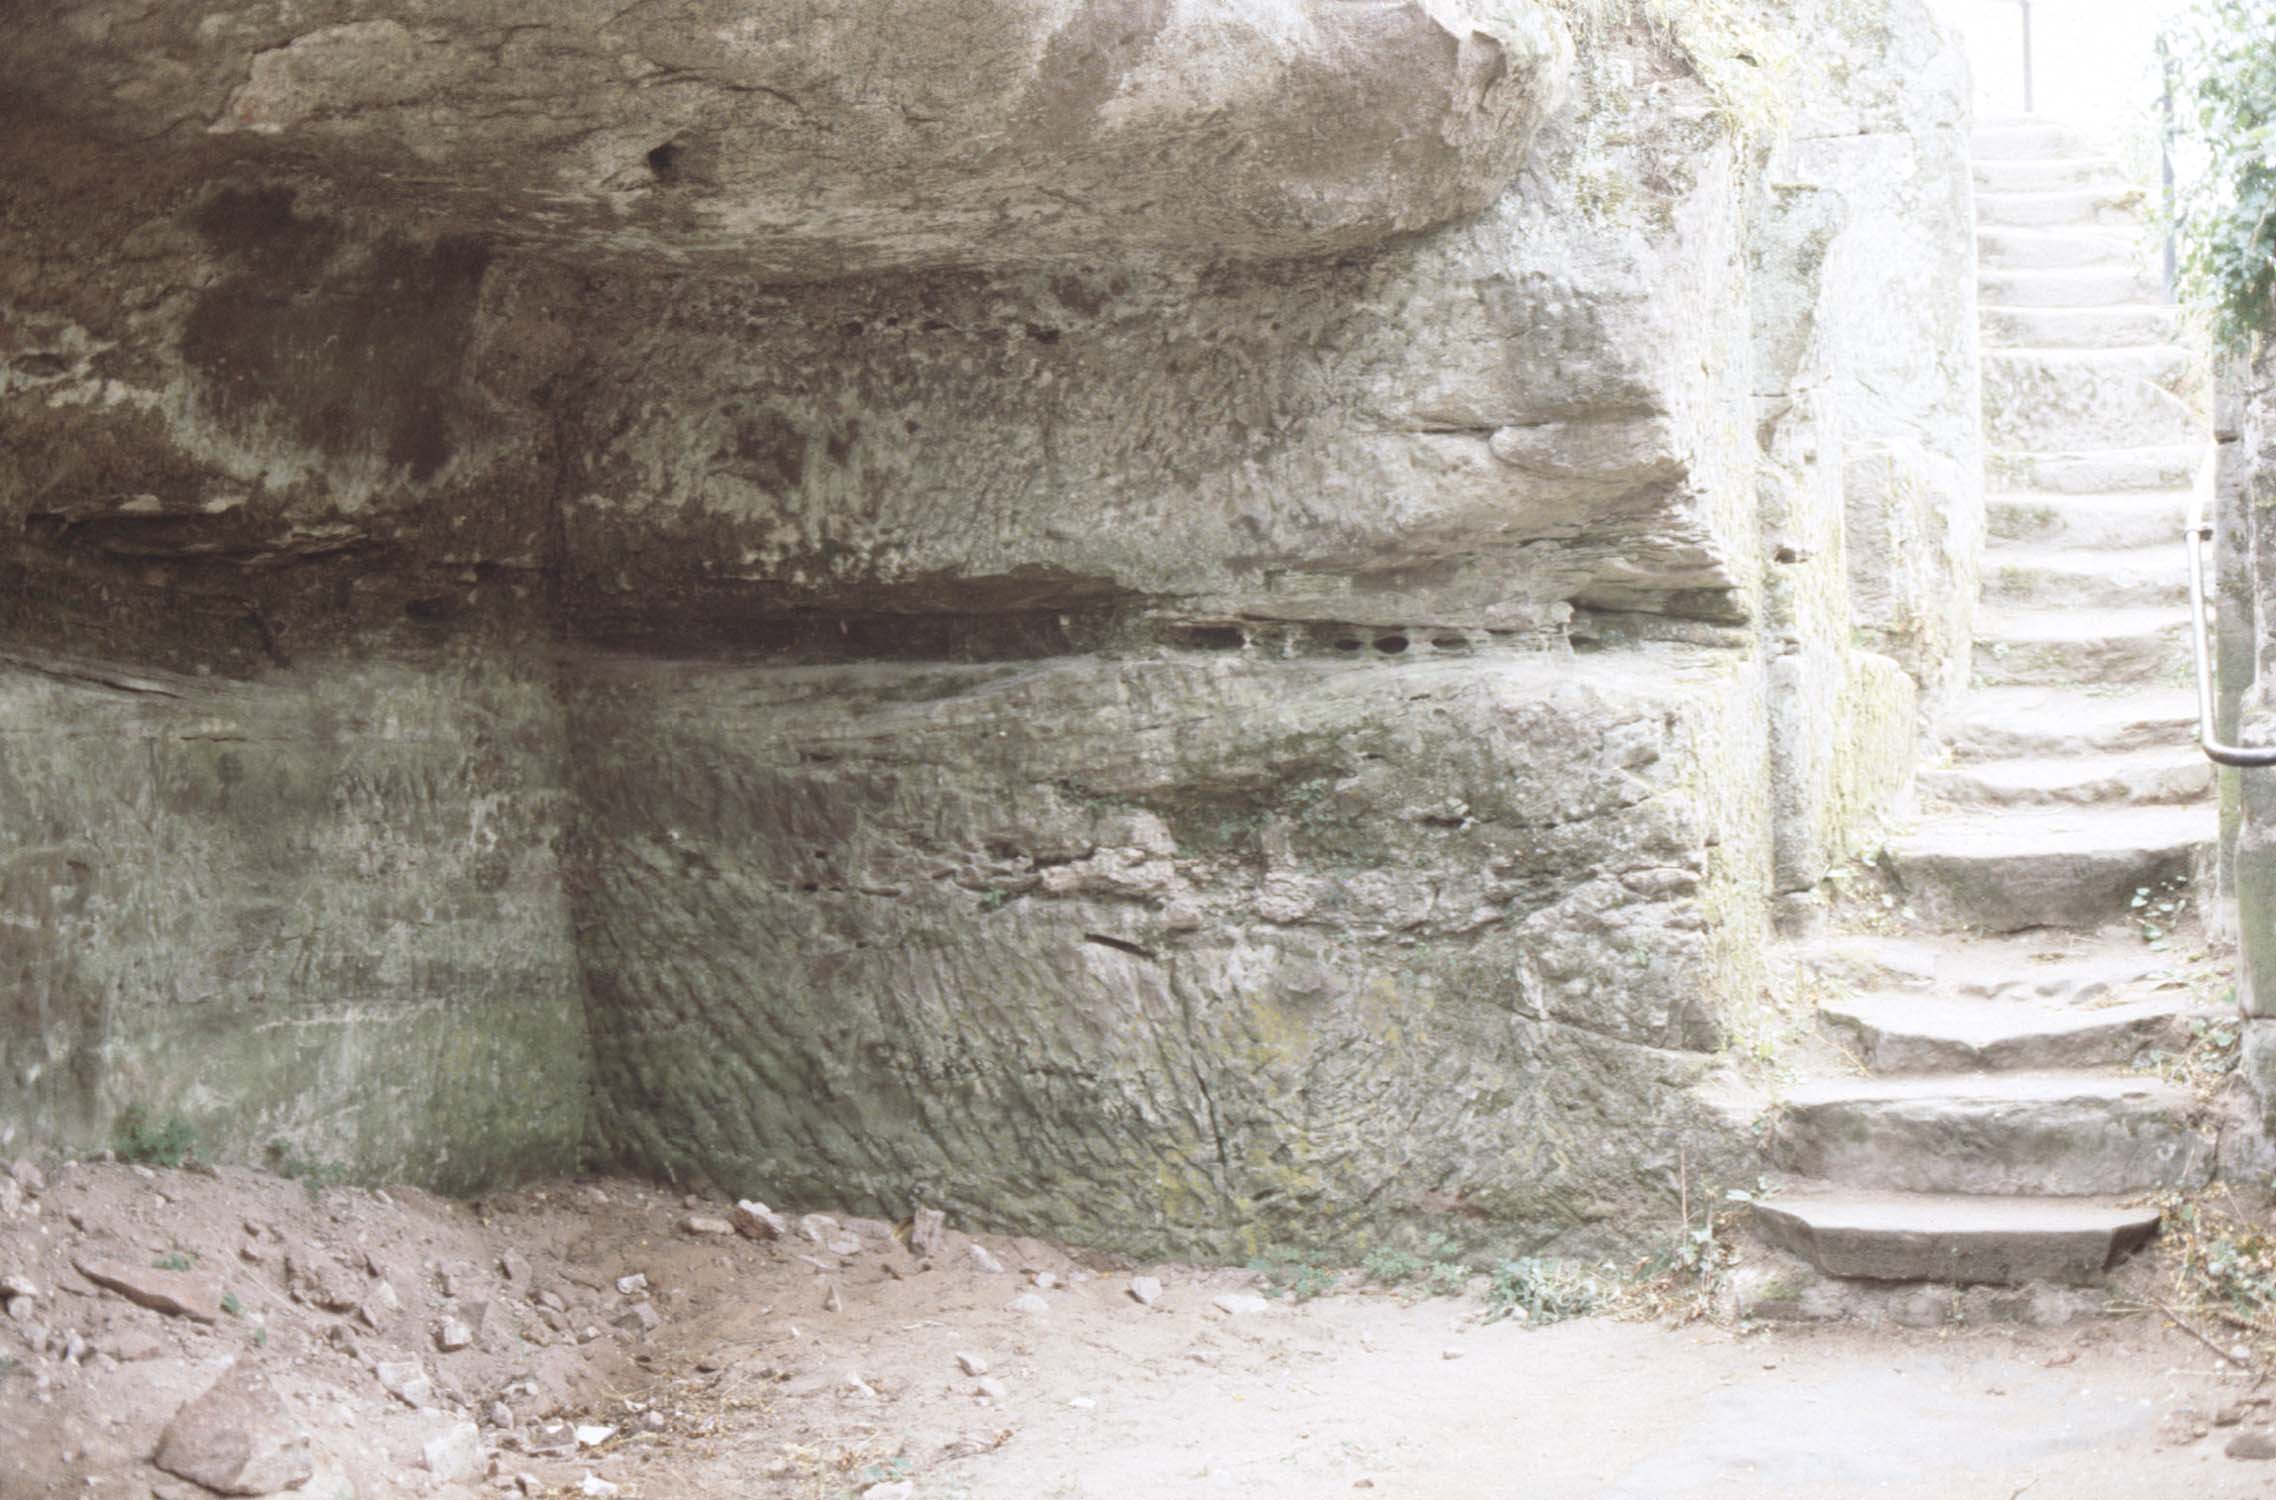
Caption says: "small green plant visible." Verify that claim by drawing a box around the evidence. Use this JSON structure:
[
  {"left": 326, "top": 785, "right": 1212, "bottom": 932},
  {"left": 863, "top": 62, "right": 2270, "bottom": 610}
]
[
  {"left": 112, "top": 1106, "right": 197, "bottom": 1168},
  {"left": 2131, "top": 877, "right": 2192, "bottom": 949},
  {"left": 1246, "top": 1245, "right": 1341, "bottom": 1302},
  {"left": 220, "top": 1292, "right": 242, "bottom": 1317},
  {"left": 152, "top": 1252, "right": 196, "bottom": 1273},
  {"left": 264, "top": 1139, "right": 349, "bottom": 1196},
  {"left": 1484, "top": 1257, "right": 1614, "bottom": 1324},
  {"left": 1360, "top": 1232, "right": 1474, "bottom": 1299}
]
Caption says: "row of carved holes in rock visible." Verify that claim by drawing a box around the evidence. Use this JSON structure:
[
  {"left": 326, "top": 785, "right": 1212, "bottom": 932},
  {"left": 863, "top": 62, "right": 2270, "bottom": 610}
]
[{"left": 1156, "top": 623, "right": 1479, "bottom": 657}]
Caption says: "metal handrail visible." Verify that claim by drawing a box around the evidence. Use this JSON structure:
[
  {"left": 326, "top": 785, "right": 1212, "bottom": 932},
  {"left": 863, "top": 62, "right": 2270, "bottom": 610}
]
[
  {"left": 2018, "top": 0, "right": 2035, "bottom": 115},
  {"left": 2185, "top": 522, "right": 2276, "bottom": 767}
]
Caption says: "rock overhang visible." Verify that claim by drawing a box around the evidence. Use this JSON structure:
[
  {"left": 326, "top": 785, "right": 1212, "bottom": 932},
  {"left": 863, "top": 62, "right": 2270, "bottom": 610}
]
[{"left": 10, "top": 0, "right": 1573, "bottom": 278}]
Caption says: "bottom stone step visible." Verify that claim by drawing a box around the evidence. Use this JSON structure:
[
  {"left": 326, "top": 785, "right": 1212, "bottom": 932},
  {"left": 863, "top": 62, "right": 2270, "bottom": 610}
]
[{"left": 1752, "top": 1190, "right": 2159, "bottom": 1285}]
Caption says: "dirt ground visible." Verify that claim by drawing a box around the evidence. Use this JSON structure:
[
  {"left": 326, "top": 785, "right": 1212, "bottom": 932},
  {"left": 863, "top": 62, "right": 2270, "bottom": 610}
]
[{"left": 6, "top": 1158, "right": 2276, "bottom": 1500}]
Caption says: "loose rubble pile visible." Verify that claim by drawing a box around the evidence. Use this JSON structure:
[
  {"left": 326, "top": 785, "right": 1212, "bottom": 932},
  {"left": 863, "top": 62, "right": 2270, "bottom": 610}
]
[{"left": 0, "top": 1156, "right": 1303, "bottom": 1499}]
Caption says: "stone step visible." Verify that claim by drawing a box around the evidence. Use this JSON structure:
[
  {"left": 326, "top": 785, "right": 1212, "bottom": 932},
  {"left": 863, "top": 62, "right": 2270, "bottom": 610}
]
[
  {"left": 1800, "top": 927, "right": 2201, "bottom": 1004},
  {"left": 1818, "top": 990, "right": 2194, "bottom": 1073},
  {"left": 1971, "top": 604, "right": 2192, "bottom": 687},
  {"left": 1752, "top": 1190, "right": 2160, "bottom": 1284},
  {"left": 1980, "top": 304, "right": 2183, "bottom": 349},
  {"left": 1974, "top": 156, "right": 2131, "bottom": 193},
  {"left": 1919, "top": 747, "right": 2212, "bottom": 808},
  {"left": 1988, "top": 446, "right": 2204, "bottom": 494},
  {"left": 1980, "top": 543, "right": 2188, "bottom": 609},
  {"left": 1770, "top": 1070, "right": 2208, "bottom": 1194},
  {"left": 1880, "top": 803, "right": 2211, "bottom": 931},
  {"left": 1974, "top": 121, "right": 2105, "bottom": 159},
  {"left": 1945, "top": 684, "right": 2200, "bottom": 760},
  {"left": 1978, "top": 265, "right": 2165, "bottom": 308},
  {"left": 1975, "top": 188, "right": 2148, "bottom": 230},
  {"left": 1978, "top": 227, "right": 2145, "bottom": 272},
  {"left": 1982, "top": 349, "right": 2208, "bottom": 484},
  {"left": 1987, "top": 491, "right": 2193, "bottom": 550}
]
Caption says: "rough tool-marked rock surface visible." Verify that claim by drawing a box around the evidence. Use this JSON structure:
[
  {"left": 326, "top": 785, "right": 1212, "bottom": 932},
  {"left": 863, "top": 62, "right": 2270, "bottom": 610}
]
[
  {"left": 1748, "top": 114, "right": 2224, "bottom": 1307},
  {"left": 8, "top": 1158, "right": 2276, "bottom": 1500}
]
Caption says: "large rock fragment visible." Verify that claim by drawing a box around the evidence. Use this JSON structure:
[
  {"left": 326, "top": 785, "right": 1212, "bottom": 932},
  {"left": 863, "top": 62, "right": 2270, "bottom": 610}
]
[
  {"left": 4, "top": 0, "right": 1570, "bottom": 276},
  {"left": 153, "top": 1362, "right": 315, "bottom": 1496},
  {"left": 74, "top": 1258, "right": 223, "bottom": 1324}
]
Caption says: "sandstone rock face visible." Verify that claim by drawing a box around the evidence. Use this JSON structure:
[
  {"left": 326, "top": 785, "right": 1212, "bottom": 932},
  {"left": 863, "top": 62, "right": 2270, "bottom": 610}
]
[
  {"left": 5, "top": 0, "right": 1569, "bottom": 276},
  {"left": 0, "top": 657, "right": 589, "bottom": 1186},
  {"left": 574, "top": 648, "right": 1769, "bottom": 1253},
  {"left": 0, "top": 0, "right": 1977, "bottom": 1255},
  {"left": 1783, "top": 0, "right": 1985, "bottom": 727}
]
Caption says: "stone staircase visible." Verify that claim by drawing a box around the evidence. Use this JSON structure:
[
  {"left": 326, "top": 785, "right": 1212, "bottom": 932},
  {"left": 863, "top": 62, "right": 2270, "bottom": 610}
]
[{"left": 1750, "top": 116, "right": 2222, "bottom": 1302}]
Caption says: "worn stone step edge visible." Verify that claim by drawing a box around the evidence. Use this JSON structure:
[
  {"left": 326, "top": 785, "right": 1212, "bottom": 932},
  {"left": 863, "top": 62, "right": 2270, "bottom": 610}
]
[
  {"left": 1918, "top": 748, "right": 2211, "bottom": 809},
  {"left": 1987, "top": 446, "right": 2205, "bottom": 494},
  {"left": 1818, "top": 989, "right": 2195, "bottom": 1072},
  {"left": 1979, "top": 544, "right": 2190, "bottom": 609},
  {"left": 1987, "top": 492, "right": 2194, "bottom": 549},
  {"left": 1749, "top": 1191, "right": 2159, "bottom": 1287},
  {"left": 1797, "top": 926, "right": 2202, "bottom": 1002},
  {"left": 1944, "top": 685, "right": 2201, "bottom": 760},
  {"left": 1770, "top": 1070, "right": 2210, "bottom": 1194},
  {"left": 1978, "top": 228, "right": 2146, "bottom": 271}
]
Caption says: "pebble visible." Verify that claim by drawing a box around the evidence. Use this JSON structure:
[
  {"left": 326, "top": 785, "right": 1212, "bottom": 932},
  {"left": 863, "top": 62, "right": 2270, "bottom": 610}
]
[
  {"left": 909, "top": 1207, "right": 947, "bottom": 1257},
  {"left": 375, "top": 1362, "right": 435, "bottom": 1409},
  {"left": 682, "top": 1214, "right": 734, "bottom": 1237},
  {"left": 614, "top": 1302, "right": 662, "bottom": 1335},
  {"left": 2230, "top": 1432, "right": 2276, "bottom": 1462},
  {"left": 575, "top": 1424, "right": 617, "bottom": 1448},
  {"left": 1069, "top": 1396, "right": 1096, "bottom": 1409},
  {"left": 968, "top": 1244, "right": 1007, "bottom": 1275},
  {"left": 1032, "top": 1271, "right": 1060, "bottom": 1291},
  {"left": 1, "top": 1273, "right": 36, "bottom": 1301},
  {"left": 614, "top": 1273, "right": 648, "bottom": 1297},
  {"left": 798, "top": 1214, "right": 839, "bottom": 1244},
  {"left": 580, "top": 1475, "right": 620, "bottom": 1498},
  {"left": 1008, "top": 1293, "right": 1050, "bottom": 1316},
  {"left": 823, "top": 1282, "right": 844, "bottom": 1314},
  {"left": 732, "top": 1201, "right": 788, "bottom": 1240},
  {"left": 423, "top": 1421, "right": 483, "bottom": 1484},
  {"left": 865, "top": 1483, "right": 915, "bottom": 1500},
  {"left": 975, "top": 1376, "right": 1008, "bottom": 1401},
  {"left": 526, "top": 1422, "right": 577, "bottom": 1454},
  {"left": 499, "top": 1251, "right": 532, "bottom": 1284},
  {"left": 1441, "top": 1348, "right": 1464, "bottom": 1361},
  {"left": 1212, "top": 1293, "right": 1270, "bottom": 1317},
  {"left": 1128, "top": 1276, "right": 1162, "bottom": 1307},
  {"left": 436, "top": 1318, "right": 475, "bottom": 1351},
  {"left": 9, "top": 1160, "right": 45, "bottom": 1195},
  {"left": 956, "top": 1352, "right": 989, "bottom": 1377},
  {"left": 827, "top": 1236, "right": 864, "bottom": 1257}
]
